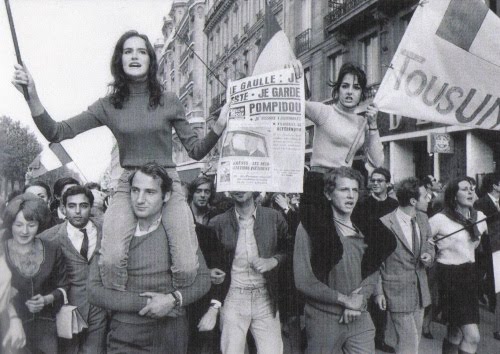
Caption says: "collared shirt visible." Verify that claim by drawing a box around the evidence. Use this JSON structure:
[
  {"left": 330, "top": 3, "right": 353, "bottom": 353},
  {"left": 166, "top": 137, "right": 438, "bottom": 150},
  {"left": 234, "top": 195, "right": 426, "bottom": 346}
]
[
  {"left": 395, "top": 208, "right": 420, "bottom": 252},
  {"left": 134, "top": 216, "right": 162, "bottom": 237},
  {"left": 67, "top": 220, "right": 98, "bottom": 257},
  {"left": 488, "top": 193, "right": 500, "bottom": 211},
  {"left": 230, "top": 207, "right": 266, "bottom": 288}
]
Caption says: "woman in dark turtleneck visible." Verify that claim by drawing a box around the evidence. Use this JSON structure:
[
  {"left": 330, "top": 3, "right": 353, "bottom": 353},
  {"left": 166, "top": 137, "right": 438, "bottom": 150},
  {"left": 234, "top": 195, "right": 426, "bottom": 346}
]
[{"left": 12, "top": 30, "right": 228, "bottom": 293}]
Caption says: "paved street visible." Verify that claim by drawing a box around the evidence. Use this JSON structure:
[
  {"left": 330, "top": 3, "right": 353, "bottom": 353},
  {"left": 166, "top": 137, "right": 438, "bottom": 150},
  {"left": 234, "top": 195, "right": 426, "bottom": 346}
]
[{"left": 377, "top": 306, "right": 499, "bottom": 354}]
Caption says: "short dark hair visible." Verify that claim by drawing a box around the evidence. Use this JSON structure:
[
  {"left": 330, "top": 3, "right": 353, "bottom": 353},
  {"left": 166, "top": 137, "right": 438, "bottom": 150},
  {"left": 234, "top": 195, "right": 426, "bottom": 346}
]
[
  {"left": 187, "top": 176, "right": 214, "bottom": 203},
  {"left": 329, "top": 62, "right": 368, "bottom": 103},
  {"left": 2, "top": 193, "right": 51, "bottom": 238},
  {"left": 371, "top": 167, "right": 391, "bottom": 183},
  {"left": 62, "top": 186, "right": 94, "bottom": 208},
  {"left": 53, "top": 177, "right": 80, "bottom": 198},
  {"left": 128, "top": 162, "right": 173, "bottom": 197},
  {"left": 23, "top": 181, "right": 52, "bottom": 200},
  {"left": 324, "top": 167, "right": 364, "bottom": 195},
  {"left": 84, "top": 182, "right": 101, "bottom": 191},
  {"left": 422, "top": 175, "right": 436, "bottom": 188},
  {"left": 481, "top": 173, "right": 500, "bottom": 194},
  {"left": 396, "top": 177, "right": 423, "bottom": 207},
  {"left": 444, "top": 177, "right": 472, "bottom": 210}
]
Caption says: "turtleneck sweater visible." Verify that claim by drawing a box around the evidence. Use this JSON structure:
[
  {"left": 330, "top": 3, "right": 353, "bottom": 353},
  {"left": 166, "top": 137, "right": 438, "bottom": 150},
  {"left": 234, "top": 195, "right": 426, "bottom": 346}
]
[
  {"left": 305, "top": 101, "right": 383, "bottom": 170},
  {"left": 32, "top": 81, "right": 219, "bottom": 168}
]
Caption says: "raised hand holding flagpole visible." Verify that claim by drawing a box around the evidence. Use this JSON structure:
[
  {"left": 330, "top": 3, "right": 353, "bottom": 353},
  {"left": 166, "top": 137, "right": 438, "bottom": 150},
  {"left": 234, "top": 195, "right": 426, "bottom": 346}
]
[{"left": 4, "top": 0, "right": 29, "bottom": 100}]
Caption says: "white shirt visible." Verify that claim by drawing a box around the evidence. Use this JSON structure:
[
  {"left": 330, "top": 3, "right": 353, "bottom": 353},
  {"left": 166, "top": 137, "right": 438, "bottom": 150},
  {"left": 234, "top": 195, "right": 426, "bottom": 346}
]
[
  {"left": 395, "top": 208, "right": 420, "bottom": 252},
  {"left": 134, "top": 216, "right": 162, "bottom": 237},
  {"left": 429, "top": 211, "right": 487, "bottom": 265},
  {"left": 488, "top": 193, "right": 500, "bottom": 211},
  {"left": 231, "top": 208, "right": 266, "bottom": 288},
  {"left": 67, "top": 220, "right": 98, "bottom": 258}
]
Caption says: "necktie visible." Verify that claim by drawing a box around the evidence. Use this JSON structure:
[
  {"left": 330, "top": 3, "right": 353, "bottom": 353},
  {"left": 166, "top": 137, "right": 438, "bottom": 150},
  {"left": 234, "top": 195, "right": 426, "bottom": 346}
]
[
  {"left": 80, "top": 228, "right": 89, "bottom": 260},
  {"left": 411, "top": 218, "right": 420, "bottom": 256},
  {"left": 495, "top": 199, "right": 500, "bottom": 212}
]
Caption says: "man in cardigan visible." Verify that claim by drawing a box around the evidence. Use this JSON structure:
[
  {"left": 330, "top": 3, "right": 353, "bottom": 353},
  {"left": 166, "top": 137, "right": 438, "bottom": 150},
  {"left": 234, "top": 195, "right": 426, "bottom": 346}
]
[
  {"left": 294, "top": 167, "right": 395, "bottom": 354},
  {"left": 374, "top": 178, "right": 435, "bottom": 354},
  {"left": 88, "top": 163, "right": 210, "bottom": 353},
  {"left": 39, "top": 185, "right": 107, "bottom": 354},
  {"left": 207, "top": 191, "right": 289, "bottom": 353},
  {"left": 474, "top": 173, "right": 500, "bottom": 341}
]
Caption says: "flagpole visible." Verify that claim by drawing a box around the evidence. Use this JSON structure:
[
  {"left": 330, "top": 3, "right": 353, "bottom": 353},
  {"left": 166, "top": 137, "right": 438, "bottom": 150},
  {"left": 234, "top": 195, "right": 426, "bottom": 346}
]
[
  {"left": 174, "top": 29, "right": 227, "bottom": 89},
  {"left": 4, "top": 0, "right": 29, "bottom": 100},
  {"left": 431, "top": 214, "right": 494, "bottom": 243}
]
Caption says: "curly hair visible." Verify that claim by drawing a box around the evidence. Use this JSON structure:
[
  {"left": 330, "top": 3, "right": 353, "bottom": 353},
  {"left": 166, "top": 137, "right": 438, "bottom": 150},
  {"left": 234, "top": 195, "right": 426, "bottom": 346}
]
[
  {"left": 323, "top": 167, "right": 364, "bottom": 195},
  {"left": 109, "top": 30, "right": 163, "bottom": 109}
]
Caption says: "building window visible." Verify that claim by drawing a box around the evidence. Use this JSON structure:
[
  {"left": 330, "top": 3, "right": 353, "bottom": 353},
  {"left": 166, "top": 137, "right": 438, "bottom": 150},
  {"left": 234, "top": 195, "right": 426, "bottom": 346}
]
[
  {"left": 304, "top": 67, "right": 311, "bottom": 97},
  {"left": 360, "top": 33, "right": 380, "bottom": 85},
  {"left": 327, "top": 52, "right": 342, "bottom": 83}
]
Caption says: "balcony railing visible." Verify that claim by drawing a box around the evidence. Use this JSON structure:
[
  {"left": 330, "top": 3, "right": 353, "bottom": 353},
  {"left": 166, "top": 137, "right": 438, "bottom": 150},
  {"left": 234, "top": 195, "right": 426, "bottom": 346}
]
[
  {"left": 180, "top": 48, "right": 190, "bottom": 63},
  {"left": 180, "top": 73, "right": 194, "bottom": 94},
  {"left": 209, "top": 92, "right": 226, "bottom": 114},
  {"left": 295, "top": 28, "right": 311, "bottom": 56},
  {"left": 324, "top": 0, "right": 370, "bottom": 27},
  {"left": 233, "top": 34, "right": 239, "bottom": 44}
]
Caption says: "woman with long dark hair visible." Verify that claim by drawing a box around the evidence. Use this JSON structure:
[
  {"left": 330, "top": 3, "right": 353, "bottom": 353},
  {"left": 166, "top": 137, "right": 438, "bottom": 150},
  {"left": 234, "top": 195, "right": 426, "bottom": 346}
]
[
  {"left": 1, "top": 193, "right": 67, "bottom": 353},
  {"left": 429, "top": 178, "right": 488, "bottom": 354},
  {"left": 12, "top": 30, "right": 228, "bottom": 291}
]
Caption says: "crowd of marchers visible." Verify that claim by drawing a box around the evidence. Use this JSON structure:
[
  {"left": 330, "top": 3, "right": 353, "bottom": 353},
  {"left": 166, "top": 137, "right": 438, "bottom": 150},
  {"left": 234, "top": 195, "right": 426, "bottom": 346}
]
[{"left": 1, "top": 29, "right": 499, "bottom": 354}]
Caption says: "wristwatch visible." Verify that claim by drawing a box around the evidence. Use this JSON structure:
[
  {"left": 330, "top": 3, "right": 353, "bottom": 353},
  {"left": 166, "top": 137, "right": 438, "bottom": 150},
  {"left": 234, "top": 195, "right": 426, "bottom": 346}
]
[{"left": 170, "top": 291, "right": 181, "bottom": 307}]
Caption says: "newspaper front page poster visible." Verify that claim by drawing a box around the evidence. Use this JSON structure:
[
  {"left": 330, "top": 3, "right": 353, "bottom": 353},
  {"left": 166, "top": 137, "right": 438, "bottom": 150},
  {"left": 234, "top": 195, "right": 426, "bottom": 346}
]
[{"left": 217, "top": 68, "right": 305, "bottom": 193}]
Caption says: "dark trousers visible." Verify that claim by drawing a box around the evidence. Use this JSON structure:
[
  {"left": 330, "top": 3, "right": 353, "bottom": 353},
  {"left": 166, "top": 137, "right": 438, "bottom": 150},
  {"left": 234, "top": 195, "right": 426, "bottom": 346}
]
[
  {"left": 59, "top": 306, "right": 107, "bottom": 354},
  {"left": 368, "top": 298, "right": 388, "bottom": 344},
  {"left": 107, "top": 316, "right": 188, "bottom": 354},
  {"left": 25, "top": 319, "right": 58, "bottom": 354}
]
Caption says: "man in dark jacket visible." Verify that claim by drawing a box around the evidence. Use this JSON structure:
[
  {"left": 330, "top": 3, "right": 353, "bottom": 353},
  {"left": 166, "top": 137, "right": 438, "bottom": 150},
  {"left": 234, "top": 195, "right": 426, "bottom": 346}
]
[
  {"left": 208, "top": 191, "right": 289, "bottom": 353},
  {"left": 474, "top": 173, "right": 500, "bottom": 340}
]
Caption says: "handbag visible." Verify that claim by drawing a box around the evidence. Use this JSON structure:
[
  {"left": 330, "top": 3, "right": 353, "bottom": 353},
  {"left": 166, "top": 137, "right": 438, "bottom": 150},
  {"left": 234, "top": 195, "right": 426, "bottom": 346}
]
[{"left": 55, "top": 288, "right": 88, "bottom": 339}]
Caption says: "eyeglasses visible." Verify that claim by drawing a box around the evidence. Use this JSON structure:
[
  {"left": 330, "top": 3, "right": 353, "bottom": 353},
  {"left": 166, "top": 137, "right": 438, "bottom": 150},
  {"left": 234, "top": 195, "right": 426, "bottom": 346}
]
[{"left": 370, "top": 178, "right": 386, "bottom": 183}]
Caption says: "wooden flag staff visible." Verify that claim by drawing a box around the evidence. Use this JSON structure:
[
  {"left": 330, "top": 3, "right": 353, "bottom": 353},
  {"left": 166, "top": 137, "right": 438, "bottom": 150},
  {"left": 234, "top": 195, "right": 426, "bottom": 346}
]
[{"left": 5, "top": 0, "right": 29, "bottom": 100}]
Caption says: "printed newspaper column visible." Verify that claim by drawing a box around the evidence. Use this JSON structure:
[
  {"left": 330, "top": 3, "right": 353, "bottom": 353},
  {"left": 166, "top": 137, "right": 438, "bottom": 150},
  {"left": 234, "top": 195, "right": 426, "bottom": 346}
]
[{"left": 217, "top": 67, "right": 305, "bottom": 193}]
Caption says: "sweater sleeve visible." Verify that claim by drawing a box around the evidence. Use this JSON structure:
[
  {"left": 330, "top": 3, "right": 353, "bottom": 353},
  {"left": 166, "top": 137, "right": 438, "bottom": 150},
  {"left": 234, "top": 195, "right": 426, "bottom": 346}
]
[
  {"left": 293, "top": 225, "right": 342, "bottom": 305},
  {"left": 48, "top": 244, "right": 69, "bottom": 311},
  {"left": 177, "top": 247, "right": 211, "bottom": 306},
  {"left": 87, "top": 256, "right": 148, "bottom": 313},
  {"left": 32, "top": 99, "right": 105, "bottom": 142},
  {"left": 168, "top": 93, "right": 220, "bottom": 161},
  {"left": 305, "top": 101, "right": 332, "bottom": 126},
  {"left": 363, "top": 128, "right": 384, "bottom": 172}
]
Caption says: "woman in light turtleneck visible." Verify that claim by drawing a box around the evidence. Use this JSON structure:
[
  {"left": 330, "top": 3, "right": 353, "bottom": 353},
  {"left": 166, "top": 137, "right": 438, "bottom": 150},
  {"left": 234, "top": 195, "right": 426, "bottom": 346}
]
[{"left": 12, "top": 30, "right": 228, "bottom": 292}]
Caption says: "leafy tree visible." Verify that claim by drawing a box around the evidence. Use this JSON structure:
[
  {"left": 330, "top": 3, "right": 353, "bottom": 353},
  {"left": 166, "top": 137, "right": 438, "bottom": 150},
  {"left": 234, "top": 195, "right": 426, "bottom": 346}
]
[{"left": 0, "top": 116, "right": 42, "bottom": 187}]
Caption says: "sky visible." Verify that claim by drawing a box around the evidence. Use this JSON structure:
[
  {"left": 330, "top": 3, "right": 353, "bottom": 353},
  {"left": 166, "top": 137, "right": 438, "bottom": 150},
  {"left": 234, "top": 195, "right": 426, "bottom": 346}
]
[{"left": 0, "top": 0, "right": 172, "bottom": 182}]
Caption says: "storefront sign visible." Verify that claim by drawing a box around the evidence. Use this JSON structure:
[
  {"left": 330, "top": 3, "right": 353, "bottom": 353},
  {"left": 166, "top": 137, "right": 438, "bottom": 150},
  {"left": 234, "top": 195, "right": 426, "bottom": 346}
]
[{"left": 428, "top": 133, "right": 454, "bottom": 154}]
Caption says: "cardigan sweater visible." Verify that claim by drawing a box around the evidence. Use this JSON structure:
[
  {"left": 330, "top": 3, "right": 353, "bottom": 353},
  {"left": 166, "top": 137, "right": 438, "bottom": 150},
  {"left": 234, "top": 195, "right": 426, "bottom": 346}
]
[
  {"left": 294, "top": 224, "right": 377, "bottom": 315},
  {"left": 32, "top": 82, "right": 219, "bottom": 168},
  {"left": 305, "top": 101, "right": 384, "bottom": 170},
  {"left": 88, "top": 225, "right": 210, "bottom": 324},
  {"left": 4, "top": 238, "right": 68, "bottom": 323}
]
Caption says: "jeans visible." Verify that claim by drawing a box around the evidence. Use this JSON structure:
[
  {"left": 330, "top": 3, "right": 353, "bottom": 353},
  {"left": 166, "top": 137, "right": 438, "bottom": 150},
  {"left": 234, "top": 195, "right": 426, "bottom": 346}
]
[
  {"left": 99, "top": 168, "right": 199, "bottom": 290},
  {"left": 221, "top": 287, "right": 283, "bottom": 354},
  {"left": 390, "top": 308, "right": 425, "bottom": 354}
]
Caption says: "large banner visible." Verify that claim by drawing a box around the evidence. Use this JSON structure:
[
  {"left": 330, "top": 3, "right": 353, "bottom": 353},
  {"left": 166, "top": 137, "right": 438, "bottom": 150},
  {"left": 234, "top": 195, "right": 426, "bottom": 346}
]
[
  {"left": 374, "top": 0, "right": 500, "bottom": 130},
  {"left": 216, "top": 68, "right": 305, "bottom": 192}
]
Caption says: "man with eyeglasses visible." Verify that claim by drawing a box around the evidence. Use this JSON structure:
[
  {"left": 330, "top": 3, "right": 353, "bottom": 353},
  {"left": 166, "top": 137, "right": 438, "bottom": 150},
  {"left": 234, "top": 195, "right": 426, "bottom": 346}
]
[{"left": 352, "top": 167, "right": 399, "bottom": 353}]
